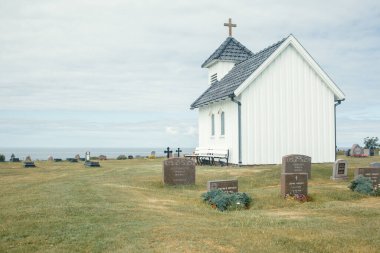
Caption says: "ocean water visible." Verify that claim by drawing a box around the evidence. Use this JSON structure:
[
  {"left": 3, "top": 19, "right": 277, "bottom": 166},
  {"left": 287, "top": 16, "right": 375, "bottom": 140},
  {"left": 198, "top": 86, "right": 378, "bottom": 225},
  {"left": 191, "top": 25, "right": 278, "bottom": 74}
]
[{"left": 0, "top": 147, "right": 195, "bottom": 161}]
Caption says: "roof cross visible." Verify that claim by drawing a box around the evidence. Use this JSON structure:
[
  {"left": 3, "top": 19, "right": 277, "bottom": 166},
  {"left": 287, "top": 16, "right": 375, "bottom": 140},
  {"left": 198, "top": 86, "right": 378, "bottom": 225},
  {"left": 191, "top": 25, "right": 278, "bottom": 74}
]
[{"left": 224, "top": 18, "right": 237, "bottom": 37}]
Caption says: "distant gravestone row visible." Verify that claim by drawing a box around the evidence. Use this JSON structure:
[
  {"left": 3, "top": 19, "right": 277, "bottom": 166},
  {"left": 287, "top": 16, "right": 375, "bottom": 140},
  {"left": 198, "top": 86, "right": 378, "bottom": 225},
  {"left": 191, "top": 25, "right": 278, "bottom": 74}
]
[{"left": 346, "top": 144, "right": 376, "bottom": 157}]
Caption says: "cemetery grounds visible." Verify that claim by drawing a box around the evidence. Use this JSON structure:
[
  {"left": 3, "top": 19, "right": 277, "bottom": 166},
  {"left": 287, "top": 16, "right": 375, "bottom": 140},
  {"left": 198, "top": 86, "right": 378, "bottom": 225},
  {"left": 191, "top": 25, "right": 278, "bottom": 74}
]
[{"left": 0, "top": 155, "right": 379, "bottom": 253}]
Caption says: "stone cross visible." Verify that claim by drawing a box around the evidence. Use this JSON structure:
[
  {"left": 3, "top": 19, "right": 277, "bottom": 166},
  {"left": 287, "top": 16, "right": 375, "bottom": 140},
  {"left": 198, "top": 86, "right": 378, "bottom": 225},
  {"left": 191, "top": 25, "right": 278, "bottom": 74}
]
[
  {"left": 176, "top": 148, "right": 182, "bottom": 157},
  {"left": 164, "top": 147, "right": 173, "bottom": 159},
  {"left": 224, "top": 18, "right": 237, "bottom": 37}
]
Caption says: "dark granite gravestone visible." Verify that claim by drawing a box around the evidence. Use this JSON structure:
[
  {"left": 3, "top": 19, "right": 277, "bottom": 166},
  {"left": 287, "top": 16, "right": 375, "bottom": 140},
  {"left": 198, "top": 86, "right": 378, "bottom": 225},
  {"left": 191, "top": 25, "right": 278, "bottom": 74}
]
[
  {"left": 282, "top": 154, "right": 311, "bottom": 179},
  {"left": 351, "top": 144, "right": 364, "bottom": 157},
  {"left": 85, "top": 161, "right": 100, "bottom": 167},
  {"left": 345, "top": 149, "right": 351, "bottom": 156},
  {"left": 355, "top": 168, "right": 380, "bottom": 190},
  {"left": 24, "top": 161, "right": 36, "bottom": 168},
  {"left": 163, "top": 158, "right": 195, "bottom": 185},
  {"left": 54, "top": 158, "right": 62, "bottom": 162},
  {"left": 207, "top": 180, "right": 238, "bottom": 193},
  {"left": 331, "top": 159, "right": 348, "bottom": 180},
  {"left": 128, "top": 155, "right": 134, "bottom": 159},
  {"left": 281, "top": 173, "right": 308, "bottom": 196},
  {"left": 370, "top": 162, "right": 380, "bottom": 168}
]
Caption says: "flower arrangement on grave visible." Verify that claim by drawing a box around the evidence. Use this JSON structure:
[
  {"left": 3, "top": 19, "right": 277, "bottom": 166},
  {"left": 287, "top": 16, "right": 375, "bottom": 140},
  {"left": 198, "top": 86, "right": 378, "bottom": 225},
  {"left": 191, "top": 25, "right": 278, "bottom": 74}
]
[
  {"left": 201, "top": 189, "right": 252, "bottom": 211},
  {"left": 284, "top": 193, "right": 312, "bottom": 203}
]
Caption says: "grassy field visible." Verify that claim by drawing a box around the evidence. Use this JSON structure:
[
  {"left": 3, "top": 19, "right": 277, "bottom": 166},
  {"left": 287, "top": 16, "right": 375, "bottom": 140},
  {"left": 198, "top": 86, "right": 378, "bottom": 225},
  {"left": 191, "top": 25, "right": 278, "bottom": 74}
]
[{"left": 0, "top": 156, "right": 379, "bottom": 253}]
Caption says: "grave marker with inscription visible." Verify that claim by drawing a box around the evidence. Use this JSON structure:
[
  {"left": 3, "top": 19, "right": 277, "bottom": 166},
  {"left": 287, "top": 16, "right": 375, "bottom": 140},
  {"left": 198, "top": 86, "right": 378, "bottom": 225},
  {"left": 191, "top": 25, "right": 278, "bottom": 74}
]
[
  {"left": 331, "top": 159, "right": 348, "bottom": 180},
  {"left": 282, "top": 154, "right": 311, "bottom": 179},
  {"left": 355, "top": 168, "right": 380, "bottom": 190},
  {"left": 281, "top": 173, "right": 308, "bottom": 196},
  {"left": 163, "top": 158, "right": 195, "bottom": 185},
  {"left": 207, "top": 180, "right": 238, "bottom": 193}
]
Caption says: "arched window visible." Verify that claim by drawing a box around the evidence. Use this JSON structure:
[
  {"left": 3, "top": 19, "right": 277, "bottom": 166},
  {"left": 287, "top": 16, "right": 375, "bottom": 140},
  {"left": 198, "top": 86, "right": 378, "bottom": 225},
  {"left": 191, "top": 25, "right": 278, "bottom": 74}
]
[
  {"left": 221, "top": 112, "right": 225, "bottom": 136},
  {"left": 211, "top": 114, "right": 215, "bottom": 136}
]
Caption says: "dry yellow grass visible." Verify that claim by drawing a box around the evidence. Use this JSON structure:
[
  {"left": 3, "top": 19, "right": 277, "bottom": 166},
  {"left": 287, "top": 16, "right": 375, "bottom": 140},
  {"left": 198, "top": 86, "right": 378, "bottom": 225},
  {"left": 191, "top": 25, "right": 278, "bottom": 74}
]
[{"left": 0, "top": 155, "right": 379, "bottom": 252}]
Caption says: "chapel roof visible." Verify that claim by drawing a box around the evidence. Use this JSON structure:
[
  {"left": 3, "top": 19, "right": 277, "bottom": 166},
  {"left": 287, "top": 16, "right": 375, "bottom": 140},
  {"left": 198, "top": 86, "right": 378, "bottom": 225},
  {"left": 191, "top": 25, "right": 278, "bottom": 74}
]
[
  {"left": 201, "top": 37, "right": 254, "bottom": 68},
  {"left": 191, "top": 37, "right": 287, "bottom": 109}
]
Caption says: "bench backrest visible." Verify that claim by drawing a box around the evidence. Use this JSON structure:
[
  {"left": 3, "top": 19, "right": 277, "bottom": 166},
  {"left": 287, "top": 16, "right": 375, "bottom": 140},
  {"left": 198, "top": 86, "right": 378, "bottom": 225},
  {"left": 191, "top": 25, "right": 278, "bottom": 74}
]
[{"left": 194, "top": 147, "right": 229, "bottom": 158}]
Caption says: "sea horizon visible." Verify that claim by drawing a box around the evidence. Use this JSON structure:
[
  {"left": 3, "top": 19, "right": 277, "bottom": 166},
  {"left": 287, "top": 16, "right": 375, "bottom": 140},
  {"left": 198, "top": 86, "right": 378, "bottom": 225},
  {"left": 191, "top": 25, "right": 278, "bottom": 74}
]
[{"left": 0, "top": 147, "right": 195, "bottom": 160}]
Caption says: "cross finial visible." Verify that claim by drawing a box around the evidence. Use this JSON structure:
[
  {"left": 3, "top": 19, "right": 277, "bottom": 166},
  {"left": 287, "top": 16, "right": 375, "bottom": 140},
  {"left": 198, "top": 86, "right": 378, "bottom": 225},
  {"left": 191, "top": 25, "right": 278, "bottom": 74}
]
[{"left": 224, "top": 18, "right": 237, "bottom": 37}]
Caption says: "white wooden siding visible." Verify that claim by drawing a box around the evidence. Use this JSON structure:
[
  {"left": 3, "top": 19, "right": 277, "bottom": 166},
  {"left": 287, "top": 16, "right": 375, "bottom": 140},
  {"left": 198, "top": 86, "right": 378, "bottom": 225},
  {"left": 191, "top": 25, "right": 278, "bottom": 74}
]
[
  {"left": 241, "top": 44, "right": 335, "bottom": 164},
  {"left": 198, "top": 100, "right": 239, "bottom": 164},
  {"left": 207, "top": 61, "right": 235, "bottom": 85}
]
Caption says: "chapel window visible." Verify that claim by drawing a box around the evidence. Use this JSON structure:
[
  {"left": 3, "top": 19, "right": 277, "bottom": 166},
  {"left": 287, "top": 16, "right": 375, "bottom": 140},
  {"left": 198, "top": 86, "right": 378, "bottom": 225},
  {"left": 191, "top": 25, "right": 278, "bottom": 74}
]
[
  {"left": 221, "top": 112, "right": 225, "bottom": 136},
  {"left": 211, "top": 114, "right": 215, "bottom": 136}
]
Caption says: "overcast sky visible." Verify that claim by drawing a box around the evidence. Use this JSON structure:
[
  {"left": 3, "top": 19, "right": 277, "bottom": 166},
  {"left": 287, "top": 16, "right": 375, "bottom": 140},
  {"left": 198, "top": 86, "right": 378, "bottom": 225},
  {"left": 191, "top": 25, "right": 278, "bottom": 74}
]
[{"left": 0, "top": 0, "right": 379, "bottom": 148}]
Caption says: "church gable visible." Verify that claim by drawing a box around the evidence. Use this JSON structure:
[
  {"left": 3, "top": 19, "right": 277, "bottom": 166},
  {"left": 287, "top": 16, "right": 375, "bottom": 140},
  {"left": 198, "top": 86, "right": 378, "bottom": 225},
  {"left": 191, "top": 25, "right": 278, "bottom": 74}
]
[{"left": 234, "top": 35, "right": 345, "bottom": 101}]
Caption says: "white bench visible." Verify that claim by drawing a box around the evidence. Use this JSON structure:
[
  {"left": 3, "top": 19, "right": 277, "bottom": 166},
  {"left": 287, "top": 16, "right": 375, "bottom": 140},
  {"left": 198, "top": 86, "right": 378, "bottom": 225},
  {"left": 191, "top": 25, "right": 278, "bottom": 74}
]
[{"left": 185, "top": 147, "right": 229, "bottom": 166}]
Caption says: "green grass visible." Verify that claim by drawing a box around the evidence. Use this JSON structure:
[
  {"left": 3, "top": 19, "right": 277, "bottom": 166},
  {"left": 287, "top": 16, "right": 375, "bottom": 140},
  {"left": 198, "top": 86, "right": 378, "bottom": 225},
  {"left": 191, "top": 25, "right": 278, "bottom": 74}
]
[{"left": 0, "top": 156, "right": 379, "bottom": 253}]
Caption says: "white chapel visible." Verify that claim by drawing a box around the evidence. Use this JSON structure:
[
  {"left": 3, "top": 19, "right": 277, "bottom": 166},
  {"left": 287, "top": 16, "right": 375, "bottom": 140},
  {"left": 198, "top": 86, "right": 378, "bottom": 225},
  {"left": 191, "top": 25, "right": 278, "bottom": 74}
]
[{"left": 190, "top": 20, "right": 345, "bottom": 165}]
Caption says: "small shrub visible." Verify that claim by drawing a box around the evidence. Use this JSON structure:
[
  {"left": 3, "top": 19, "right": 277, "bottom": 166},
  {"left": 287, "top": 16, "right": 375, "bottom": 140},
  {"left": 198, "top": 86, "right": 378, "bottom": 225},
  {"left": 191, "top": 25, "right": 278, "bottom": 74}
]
[
  {"left": 117, "top": 155, "right": 127, "bottom": 160},
  {"left": 0, "top": 154, "right": 5, "bottom": 162},
  {"left": 201, "top": 189, "right": 252, "bottom": 211},
  {"left": 98, "top": 155, "right": 107, "bottom": 160},
  {"left": 148, "top": 155, "right": 156, "bottom": 159},
  {"left": 348, "top": 175, "right": 373, "bottom": 195}
]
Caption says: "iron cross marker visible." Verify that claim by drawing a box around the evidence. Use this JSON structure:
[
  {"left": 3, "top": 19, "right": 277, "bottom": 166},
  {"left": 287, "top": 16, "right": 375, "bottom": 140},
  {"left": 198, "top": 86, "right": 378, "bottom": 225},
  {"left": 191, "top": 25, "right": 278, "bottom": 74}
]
[
  {"left": 176, "top": 148, "right": 182, "bottom": 157},
  {"left": 224, "top": 18, "right": 237, "bottom": 37},
  {"left": 164, "top": 147, "right": 173, "bottom": 159}
]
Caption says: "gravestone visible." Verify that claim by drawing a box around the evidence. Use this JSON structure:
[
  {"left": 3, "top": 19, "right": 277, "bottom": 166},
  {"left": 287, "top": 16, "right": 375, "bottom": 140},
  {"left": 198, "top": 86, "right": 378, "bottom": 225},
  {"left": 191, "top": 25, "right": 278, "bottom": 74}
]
[
  {"left": 85, "top": 161, "right": 100, "bottom": 167},
  {"left": 128, "top": 155, "right": 134, "bottom": 159},
  {"left": 207, "top": 180, "right": 238, "bottom": 193},
  {"left": 164, "top": 147, "right": 173, "bottom": 159},
  {"left": 331, "top": 159, "right": 348, "bottom": 180},
  {"left": 282, "top": 154, "right": 311, "bottom": 179},
  {"left": 345, "top": 149, "right": 351, "bottom": 156},
  {"left": 176, "top": 148, "right": 182, "bottom": 158},
  {"left": 355, "top": 168, "right": 380, "bottom": 190},
  {"left": 281, "top": 173, "right": 308, "bottom": 196},
  {"left": 48, "top": 156, "right": 54, "bottom": 161},
  {"left": 24, "top": 161, "right": 36, "bottom": 168},
  {"left": 370, "top": 162, "right": 380, "bottom": 168},
  {"left": 75, "top": 154, "right": 81, "bottom": 160},
  {"left": 163, "top": 158, "right": 195, "bottom": 185},
  {"left": 54, "top": 158, "right": 62, "bottom": 162},
  {"left": 25, "top": 156, "right": 32, "bottom": 162},
  {"left": 351, "top": 144, "right": 363, "bottom": 157}
]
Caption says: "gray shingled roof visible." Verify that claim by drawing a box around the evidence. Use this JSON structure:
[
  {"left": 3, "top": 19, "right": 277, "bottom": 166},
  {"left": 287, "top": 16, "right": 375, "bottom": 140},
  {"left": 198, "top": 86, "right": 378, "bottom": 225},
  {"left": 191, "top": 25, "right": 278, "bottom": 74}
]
[
  {"left": 201, "top": 37, "right": 253, "bottom": 68},
  {"left": 191, "top": 37, "right": 287, "bottom": 109}
]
